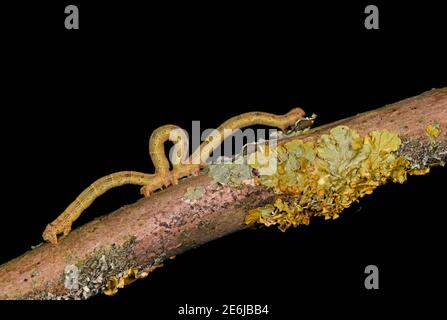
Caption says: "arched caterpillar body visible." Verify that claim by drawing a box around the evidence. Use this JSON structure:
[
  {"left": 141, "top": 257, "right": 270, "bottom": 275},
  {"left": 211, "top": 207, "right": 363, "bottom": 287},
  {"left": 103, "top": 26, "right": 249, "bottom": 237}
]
[
  {"left": 43, "top": 108, "right": 305, "bottom": 244},
  {"left": 42, "top": 124, "right": 185, "bottom": 244}
]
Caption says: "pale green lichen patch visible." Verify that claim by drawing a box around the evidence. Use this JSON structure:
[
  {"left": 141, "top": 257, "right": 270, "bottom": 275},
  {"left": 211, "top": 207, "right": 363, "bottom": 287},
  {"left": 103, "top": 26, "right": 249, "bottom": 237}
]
[
  {"left": 208, "top": 162, "right": 253, "bottom": 186},
  {"left": 245, "top": 126, "right": 411, "bottom": 231},
  {"left": 183, "top": 186, "right": 206, "bottom": 203}
]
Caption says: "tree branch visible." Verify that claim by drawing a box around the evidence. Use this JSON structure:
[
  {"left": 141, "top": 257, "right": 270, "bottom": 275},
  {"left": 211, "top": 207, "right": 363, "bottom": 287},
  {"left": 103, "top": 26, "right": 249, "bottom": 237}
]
[{"left": 1, "top": 88, "right": 446, "bottom": 299}]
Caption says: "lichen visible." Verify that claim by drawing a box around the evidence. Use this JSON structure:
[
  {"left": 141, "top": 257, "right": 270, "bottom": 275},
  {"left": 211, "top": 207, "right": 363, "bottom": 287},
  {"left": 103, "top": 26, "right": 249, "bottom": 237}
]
[
  {"left": 208, "top": 162, "right": 253, "bottom": 186},
  {"left": 397, "top": 137, "right": 447, "bottom": 175},
  {"left": 410, "top": 123, "right": 445, "bottom": 174},
  {"left": 64, "top": 237, "right": 139, "bottom": 299},
  {"left": 64, "top": 265, "right": 80, "bottom": 290},
  {"left": 245, "top": 126, "right": 414, "bottom": 231},
  {"left": 183, "top": 186, "right": 206, "bottom": 204},
  {"left": 24, "top": 236, "right": 158, "bottom": 300},
  {"left": 426, "top": 123, "right": 441, "bottom": 140},
  {"left": 103, "top": 266, "right": 156, "bottom": 296}
]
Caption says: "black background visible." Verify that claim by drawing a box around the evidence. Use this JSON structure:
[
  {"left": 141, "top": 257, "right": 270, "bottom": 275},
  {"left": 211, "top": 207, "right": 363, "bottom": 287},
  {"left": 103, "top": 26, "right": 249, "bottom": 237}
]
[{"left": 1, "top": 0, "right": 446, "bottom": 315}]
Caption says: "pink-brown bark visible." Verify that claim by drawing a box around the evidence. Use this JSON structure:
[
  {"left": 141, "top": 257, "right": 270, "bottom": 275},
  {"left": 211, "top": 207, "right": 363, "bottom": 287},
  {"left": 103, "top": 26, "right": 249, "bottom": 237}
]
[{"left": 0, "top": 88, "right": 446, "bottom": 299}]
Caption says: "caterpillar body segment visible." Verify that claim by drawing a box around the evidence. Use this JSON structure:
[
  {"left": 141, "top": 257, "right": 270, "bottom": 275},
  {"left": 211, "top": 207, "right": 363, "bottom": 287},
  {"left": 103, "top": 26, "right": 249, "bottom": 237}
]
[
  {"left": 140, "top": 163, "right": 201, "bottom": 197},
  {"left": 149, "top": 125, "right": 185, "bottom": 176},
  {"left": 42, "top": 171, "right": 157, "bottom": 244},
  {"left": 191, "top": 107, "right": 305, "bottom": 165}
]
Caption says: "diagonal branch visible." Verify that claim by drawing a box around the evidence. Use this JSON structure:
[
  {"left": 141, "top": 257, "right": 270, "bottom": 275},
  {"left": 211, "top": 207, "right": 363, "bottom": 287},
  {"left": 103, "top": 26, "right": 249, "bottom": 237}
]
[{"left": 1, "top": 88, "right": 446, "bottom": 299}]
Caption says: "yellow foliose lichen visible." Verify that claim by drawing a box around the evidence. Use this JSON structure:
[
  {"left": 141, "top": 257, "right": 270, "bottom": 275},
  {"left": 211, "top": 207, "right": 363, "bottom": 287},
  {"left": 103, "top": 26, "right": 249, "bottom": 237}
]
[
  {"left": 426, "top": 123, "right": 441, "bottom": 140},
  {"left": 245, "top": 126, "right": 411, "bottom": 231},
  {"left": 103, "top": 265, "right": 158, "bottom": 296}
]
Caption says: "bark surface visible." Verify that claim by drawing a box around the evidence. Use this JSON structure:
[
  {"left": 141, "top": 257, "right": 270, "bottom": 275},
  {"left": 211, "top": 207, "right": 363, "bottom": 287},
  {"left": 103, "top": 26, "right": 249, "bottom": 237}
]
[{"left": 1, "top": 88, "right": 446, "bottom": 299}]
